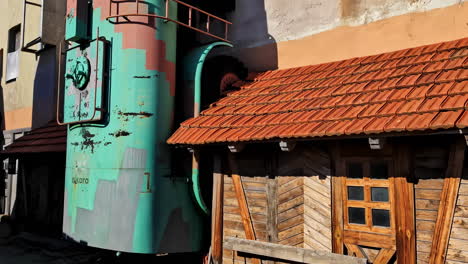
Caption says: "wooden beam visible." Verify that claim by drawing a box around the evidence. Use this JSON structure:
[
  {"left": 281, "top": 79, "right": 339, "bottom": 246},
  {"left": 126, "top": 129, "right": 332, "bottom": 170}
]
[
  {"left": 228, "top": 153, "right": 260, "bottom": 264},
  {"left": 210, "top": 155, "right": 224, "bottom": 264},
  {"left": 373, "top": 249, "right": 396, "bottom": 264},
  {"left": 224, "top": 237, "right": 367, "bottom": 264},
  {"left": 429, "top": 137, "right": 465, "bottom": 264},
  {"left": 331, "top": 143, "right": 344, "bottom": 254},
  {"left": 394, "top": 144, "right": 416, "bottom": 264}
]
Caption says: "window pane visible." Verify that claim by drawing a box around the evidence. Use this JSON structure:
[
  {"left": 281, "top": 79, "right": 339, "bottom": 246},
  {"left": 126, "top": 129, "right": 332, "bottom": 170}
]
[
  {"left": 372, "top": 209, "right": 390, "bottom": 227},
  {"left": 370, "top": 161, "right": 388, "bottom": 179},
  {"left": 348, "top": 207, "right": 366, "bottom": 225},
  {"left": 348, "top": 186, "right": 364, "bottom": 201},
  {"left": 348, "top": 163, "right": 363, "bottom": 179},
  {"left": 371, "top": 187, "right": 389, "bottom": 202}
]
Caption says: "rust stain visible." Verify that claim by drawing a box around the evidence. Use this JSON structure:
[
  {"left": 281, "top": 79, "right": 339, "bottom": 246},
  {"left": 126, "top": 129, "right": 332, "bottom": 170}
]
[
  {"left": 80, "top": 129, "right": 101, "bottom": 153},
  {"left": 118, "top": 111, "right": 154, "bottom": 119},
  {"left": 109, "top": 130, "right": 132, "bottom": 137}
]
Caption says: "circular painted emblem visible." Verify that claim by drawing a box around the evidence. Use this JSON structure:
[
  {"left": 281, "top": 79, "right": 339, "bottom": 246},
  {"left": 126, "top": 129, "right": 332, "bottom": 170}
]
[{"left": 66, "top": 56, "right": 91, "bottom": 90}]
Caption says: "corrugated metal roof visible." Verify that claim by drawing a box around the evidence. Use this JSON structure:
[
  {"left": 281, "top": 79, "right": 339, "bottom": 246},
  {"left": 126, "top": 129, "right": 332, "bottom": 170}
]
[
  {"left": 2, "top": 122, "right": 67, "bottom": 155},
  {"left": 168, "top": 37, "right": 468, "bottom": 145}
]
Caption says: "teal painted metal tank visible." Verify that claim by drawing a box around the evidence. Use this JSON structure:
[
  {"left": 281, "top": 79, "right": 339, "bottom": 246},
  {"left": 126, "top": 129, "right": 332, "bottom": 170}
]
[{"left": 61, "top": 0, "right": 203, "bottom": 253}]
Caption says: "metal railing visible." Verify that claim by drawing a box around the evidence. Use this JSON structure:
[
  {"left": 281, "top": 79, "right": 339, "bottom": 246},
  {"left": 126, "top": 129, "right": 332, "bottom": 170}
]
[{"left": 106, "top": 0, "right": 232, "bottom": 43}]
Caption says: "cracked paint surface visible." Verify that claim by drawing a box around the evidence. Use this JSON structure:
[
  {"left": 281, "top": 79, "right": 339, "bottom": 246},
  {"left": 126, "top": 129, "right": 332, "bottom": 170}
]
[{"left": 63, "top": 0, "right": 202, "bottom": 254}]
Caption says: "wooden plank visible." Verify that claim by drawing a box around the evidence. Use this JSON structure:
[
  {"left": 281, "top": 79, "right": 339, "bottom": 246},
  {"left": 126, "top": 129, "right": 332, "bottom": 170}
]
[
  {"left": 417, "top": 240, "right": 432, "bottom": 253},
  {"left": 446, "top": 248, "right": 468, "bottom": 262},
  {"left": 278, "top": 222, "right": 304, "bottom": 241},
  {"left": 452, "top": 216, "right": 468, "bottom": 229},
  {"left": 429, "top": 138, "right": 465, "bottom": 264},
  {"left": 416, "top": 210, "right": 439, "bottom": 221},
  {"left": 343, "top": 230, "right": 396, "bottom": 250},
  {"left": 416, "top": 220, "right": 436, "bottom": 232},
  {"left": 278, "top": 195, "right": 304, "bottom": 213},
  {"left": 278, "top": 204, "right": 304, "bottom": 223},
  {"left": 223, "top": 237, "right": 367, "bottom": 264},
  {"left": 278, "top": 232, "right": 304, "bottom": 247},
  {"left": 416, "top": 199, "right": 441, "bottom": 211},
  {"left": 278, "top": 214, "right": 303, "bottom": 232},
  {"left": 266, "top": 176, "right": 278, "bottom": 243},
  {"left": 373, "top": 249, "right": 396, "bottom": 264},
  {"left": 415, "top": 189, "right": 442, "bottom": 200},
  {"left": 228, "top": 154, "right": 260, "bottom": 264},
  {"left": 394, "top": 143, "right": 416, "bottom": 264},
  {"left": 331, "top": 143, "right": 344, "bottom": 254},
  {"left": 449, "top": 227, "right": 468, "bottom": 240},
  {"left": 414, "top": 179, "right": 445, "bottom": 190},
  {"left": 459, "top": 183, "right": 468, "bottom": 195},
  {"left": 345, "top": 243, "right": 365, "bottom": 258},
  {"left": 211, "top": 155, "right": 224, "bottom": 264}
]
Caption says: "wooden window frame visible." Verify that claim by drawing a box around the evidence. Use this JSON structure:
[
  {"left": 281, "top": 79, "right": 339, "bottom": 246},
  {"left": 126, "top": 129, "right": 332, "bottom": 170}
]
[{"left": 342, "top": 158, "right": 395, "bottom": 235}]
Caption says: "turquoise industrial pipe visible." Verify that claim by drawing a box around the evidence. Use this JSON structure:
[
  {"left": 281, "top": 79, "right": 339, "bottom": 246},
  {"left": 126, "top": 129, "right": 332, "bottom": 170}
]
[{"left": 184, "top": 42, "right": 233, "bottom": 214}]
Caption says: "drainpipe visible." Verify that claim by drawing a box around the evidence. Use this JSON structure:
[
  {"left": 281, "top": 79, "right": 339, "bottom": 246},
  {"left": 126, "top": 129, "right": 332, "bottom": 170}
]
[{"left": 190, "top": 42, "right": 233, "bottom": 215}]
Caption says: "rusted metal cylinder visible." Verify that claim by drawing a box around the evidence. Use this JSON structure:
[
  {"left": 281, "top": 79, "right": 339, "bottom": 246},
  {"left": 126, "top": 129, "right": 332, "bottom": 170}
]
[{"left": 62, "top": 0, "right": 202, "bottom": 253}]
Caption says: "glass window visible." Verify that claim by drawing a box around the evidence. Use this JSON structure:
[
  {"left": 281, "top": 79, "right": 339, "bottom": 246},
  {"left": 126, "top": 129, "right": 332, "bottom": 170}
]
[
  {"left": 372, "top": 209, "right": 390, "bottom": 227},
  {"left": 371, "top": 187, "right": 389, "bottom": 202},
  {"left": 370, "top": 161, "right": 388, "bottom": 179},
  {"left": 348, "top": 163, "right": 363, "bottom": 179},
  {"left": 348, "top": 207, "right": 366, "bottom": 225},
  {"left": 348, "top": 186, "right": 364, "bottom": 201}
]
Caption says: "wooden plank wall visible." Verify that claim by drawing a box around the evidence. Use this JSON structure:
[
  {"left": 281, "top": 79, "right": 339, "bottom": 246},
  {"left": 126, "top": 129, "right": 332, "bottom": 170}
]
[
  {"left": 413, "top": 146, "right": 448, "bottom": 263},
  {"left": 223, "top": 175, "right": 268, "bottom": 264},
  {"left": 276, "top": 145, "right": 332, "bottom": 251},
  {"left": 222, "top": 144, "right": 332, "bottom": 264},
  {"left": 446, "top": 169, "right": 468, "bottom": 264}
]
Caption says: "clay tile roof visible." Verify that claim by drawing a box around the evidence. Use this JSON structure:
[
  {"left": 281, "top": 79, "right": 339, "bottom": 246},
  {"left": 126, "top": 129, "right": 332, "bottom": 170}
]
[
  {"left": 168, "top": 37, "right": 468, "bottom": 145},
  {"left": 1, "top": 122, "right": 67, "bottom": 154}
]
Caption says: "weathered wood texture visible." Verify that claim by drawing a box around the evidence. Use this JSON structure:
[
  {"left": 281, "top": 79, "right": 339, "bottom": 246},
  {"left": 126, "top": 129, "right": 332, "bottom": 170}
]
[
  {"left": 394, "top": 144, "right": 416, "bottom": 264},
  {"left": 223, "top": 175, "right": 267, "bottom": 264},
  {"left": 211, "top": 156, "right": 224, "bottom": 264},
  {"left": 413, "top": 146, "right": 448, "bottom": 264},
  {"left": 277, "top": 145, "right": 332, "bottom": 251},
  {"left": 222, "top": 145, "right": 332, "bottom": 264},
  {"left": 224, "top": 237, "right": 366, "bottom": 264},
  {"left": 445, "top": 167, "right": 468, "bottom": 263},
  {"left": 429, "top": 139, "right": 465, "bottom": 264}
]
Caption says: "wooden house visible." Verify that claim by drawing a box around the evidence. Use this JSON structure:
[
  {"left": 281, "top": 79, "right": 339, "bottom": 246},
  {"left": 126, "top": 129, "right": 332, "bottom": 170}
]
[{"left": 168, "top": 37, "right": 468, "bottom": 264}]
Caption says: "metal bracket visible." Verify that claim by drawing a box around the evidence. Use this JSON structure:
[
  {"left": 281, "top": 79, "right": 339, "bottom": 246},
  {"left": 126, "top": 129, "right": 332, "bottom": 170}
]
[
  {"left": 228, "top": 143, "right": 245, "bottom": 153},
  {"left": 369, "top": 137, "right": 385, "bottom": 150},
  {"left": 279, "top": 141, "right": 296, "bottom": 152}
]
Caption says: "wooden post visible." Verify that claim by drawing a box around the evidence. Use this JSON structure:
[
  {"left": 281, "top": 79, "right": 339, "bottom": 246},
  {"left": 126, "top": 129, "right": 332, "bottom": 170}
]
[
  {"left": 228, "top": 153, "right": 261, "bottom": 264},
  {"left": 394, "top": 144, "right": 416, "bottom": 264},
  {"left": 211, "top": 154, "right": 224, "bottom": 264},
  {"left": 331, "top": 143, "right": 344, "bottom": 254},
  {"left": 429, "top": 137, "right": 465, "bottom": 264}
]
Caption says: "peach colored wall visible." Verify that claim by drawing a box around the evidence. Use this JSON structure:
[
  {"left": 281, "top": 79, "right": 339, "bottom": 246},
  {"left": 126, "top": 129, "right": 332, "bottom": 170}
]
[
  {"left": 4, "top": 107, "right": 32, "bottom": 131},
  {"left": 276, "top": 3, "right": 468, "bottom": 70},
  {"left": 226, "top": 3, "right": 468, "bottom": 71}
]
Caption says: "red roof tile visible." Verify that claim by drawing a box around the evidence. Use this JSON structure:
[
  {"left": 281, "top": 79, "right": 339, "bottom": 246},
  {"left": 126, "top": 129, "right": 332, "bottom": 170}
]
[{"left": 168, "top": 37, "right": 468, "bottom": 145}]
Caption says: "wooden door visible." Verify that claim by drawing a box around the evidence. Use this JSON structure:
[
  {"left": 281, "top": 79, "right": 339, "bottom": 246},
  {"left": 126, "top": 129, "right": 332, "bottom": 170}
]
[{"left": 338, "top": 158, "right": 398, "bottom": 264}]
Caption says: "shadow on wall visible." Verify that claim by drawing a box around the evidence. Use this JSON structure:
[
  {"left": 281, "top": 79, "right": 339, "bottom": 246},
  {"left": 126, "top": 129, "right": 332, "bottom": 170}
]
[
  {"left": 32, "top": 48, "right": 57, "bottom": 129},
  {"left": 0, "top": 49, "right": 5, "bottom": 135},
  {"left": 215, "top": 0, "right": 279, "bottom": 72}
]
